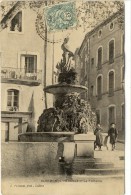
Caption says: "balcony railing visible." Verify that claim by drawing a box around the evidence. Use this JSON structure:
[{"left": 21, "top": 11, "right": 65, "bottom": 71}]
[
  {"left": 6, "top": 106, "right": 19, "bottom": 112},
  {"left": 1, "top": 67, "right": 42, "bottom": 82}
]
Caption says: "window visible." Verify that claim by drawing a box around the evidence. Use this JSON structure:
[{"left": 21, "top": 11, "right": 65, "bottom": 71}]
[
  {"left": 98, "top": 30, "right": 102, "bottom": 38},
  {"left": 91, "top": 58, "right": 94, "bottom": 67},
  {"left": 97, "top": 76, "right": 102, "bottom": 100},
  {"left": 121, "top": 104, "right": 125, "bottom": 131},
  {"left": 21, "top": 55, "right": 37, "bottom": 74},
  {"left": 109, "top": 22, "right": 114, "bottom": 30},
  {"left": 109, "top": 40, "right": 114, "bottom": 64},
  {"left": 10, "top": 11, "right": 22, "bottom": 32},
  {"left": 96, "top": 110, "right": 101, "bottom": 124},
  {"left": 109, "top": 71, "right": 114, "bottom": 96},
  {"left": 7, "top": 89, "right": 19, "bottom": 111},
  {"left": 108, "top": 106, "right": 115, "bottom": 125},
  {"left": 97, "top": 47, "right": 102, "bottom": 69},
  {"left": 25, "top": 55, "right": 37, "bottom": 73}
]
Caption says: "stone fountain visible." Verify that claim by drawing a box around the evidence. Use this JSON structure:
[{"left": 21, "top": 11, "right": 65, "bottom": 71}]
[{"left": 18, "top": 37, "right": 96, "bottom": 162}]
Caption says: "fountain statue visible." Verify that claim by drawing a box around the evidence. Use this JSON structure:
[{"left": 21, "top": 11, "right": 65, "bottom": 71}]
[{"left": 37, "top": 37, "right": 96, "bottom": 134}]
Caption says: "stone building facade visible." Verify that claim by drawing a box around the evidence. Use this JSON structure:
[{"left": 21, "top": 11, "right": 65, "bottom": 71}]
[
  {"left": 0, "top": 2, "right": 53, "bottom": 142},
  {"left": 75, "top": 9, "right": 125, "bottom": 138}
]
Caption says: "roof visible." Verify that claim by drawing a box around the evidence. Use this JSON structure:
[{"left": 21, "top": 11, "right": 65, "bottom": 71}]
[{"left": 78, "top": 8, "right": 124, "bottom": 55}]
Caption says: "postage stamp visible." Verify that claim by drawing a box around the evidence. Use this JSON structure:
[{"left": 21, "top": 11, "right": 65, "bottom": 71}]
[{"left": 45, "top": 2, "right": 77, "bottom": 31}]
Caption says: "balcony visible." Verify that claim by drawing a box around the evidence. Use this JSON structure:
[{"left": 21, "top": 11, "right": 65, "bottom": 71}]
[{"left": 1, "top": 67, "right": 42, "bottom": 86}]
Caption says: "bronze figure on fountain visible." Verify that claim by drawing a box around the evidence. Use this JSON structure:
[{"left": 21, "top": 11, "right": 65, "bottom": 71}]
[{"left": 56, "top": 37, "right": 77, "bottom": 84}]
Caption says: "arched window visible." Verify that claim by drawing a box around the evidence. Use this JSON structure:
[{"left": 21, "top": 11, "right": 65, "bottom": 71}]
[
  {"left": 108, "top": 105, "right": 116, "bottom": 125},
  {"left": 109, "top": 71, "right": 114, "bottom": 96},
  {"left": 97, "top": 47, "right": 102, "bottom": 69},
  {"left": 10, "top": 11, "right": 22, "bottom": 32},
  {"left": 97, "top": 76, "right": 102, "bottom": 100},
  {"left": 7, "top": 89, "right": 19, "bottom": 111},
  {"left": 109, "top": 40, "right": 114, "bottom": 64}
]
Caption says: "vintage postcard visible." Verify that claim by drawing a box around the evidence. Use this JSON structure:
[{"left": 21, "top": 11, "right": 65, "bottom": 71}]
[{"left": 0, "top": 0, "right": 127, "bottom": 195}]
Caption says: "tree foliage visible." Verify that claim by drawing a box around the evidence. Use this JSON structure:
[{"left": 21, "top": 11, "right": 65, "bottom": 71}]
[{"left": 0, "top": 1, "right": 124, "bottom": 31}]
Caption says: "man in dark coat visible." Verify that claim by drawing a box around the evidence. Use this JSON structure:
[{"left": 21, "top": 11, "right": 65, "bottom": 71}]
[
  {"left": 108, "top": 123, "right": 118, "bottom": 151},
  {"left": 94, "top": 124, "right": 103, "bottom": 151}
]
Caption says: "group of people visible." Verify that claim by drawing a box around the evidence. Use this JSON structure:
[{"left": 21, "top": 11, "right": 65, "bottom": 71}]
[{"left": 94, "top": 123, "right": 118, "bottom": 151}]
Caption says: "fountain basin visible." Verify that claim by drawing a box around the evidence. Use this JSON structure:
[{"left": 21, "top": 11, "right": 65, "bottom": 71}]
[
  {"left": 18, "top": 132, "right": 75, "bottom": 142},
  {"left": 44, "top": 84, "right": 88, "bottom": 94}
]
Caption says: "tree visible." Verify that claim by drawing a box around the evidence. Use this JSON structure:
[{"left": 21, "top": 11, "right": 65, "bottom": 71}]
[
  {"left": 76, "top": 1, "right": 124, "bottom": 31},
  {"left": 0, "top": 1, "right": 124, "bottom": 32}
]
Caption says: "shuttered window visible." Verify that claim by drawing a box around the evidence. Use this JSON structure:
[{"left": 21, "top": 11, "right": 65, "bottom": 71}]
[
  {"left": 109, "top": 71, "right": 114, "bottom": 96},
  {"left": 109, "top": 40, "right": 114, "bottom": 64},
  {"left": 7, "top": 89, "right": 19, "bottom": 111},
  {"left": 97, "top": 76, "right": 102, "bottom": 100},
  {"left": 98, "top": 47, "right": 102, "bottom": 69}
]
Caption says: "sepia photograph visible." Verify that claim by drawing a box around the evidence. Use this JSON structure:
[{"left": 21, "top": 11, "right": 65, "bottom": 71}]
[{"left": 0, "top": 0, "right": 127, "bottom": 194}]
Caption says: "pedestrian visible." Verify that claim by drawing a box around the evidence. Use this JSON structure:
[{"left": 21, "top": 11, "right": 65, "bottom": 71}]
[
  {"left": 94, "top": 124, "right": 103, "bottom": 151},
  {"left": 108, "top": 123, "right": 118, "bottom": 151}
]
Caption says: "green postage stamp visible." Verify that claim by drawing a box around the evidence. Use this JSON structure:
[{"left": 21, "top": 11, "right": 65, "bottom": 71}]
[{"left": 45, "top": 2, "right": 77, "bottom": 31}]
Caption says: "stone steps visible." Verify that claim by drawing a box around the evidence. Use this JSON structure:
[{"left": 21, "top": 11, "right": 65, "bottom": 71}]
[
  {"left": 72, "top": 154, "right": 124, "bottom": 176},
  {"left": 90, "top": 162, "right": 114, "bottom": 169}
]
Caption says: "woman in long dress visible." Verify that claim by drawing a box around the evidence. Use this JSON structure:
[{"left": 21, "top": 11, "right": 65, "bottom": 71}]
[{"left": 94, "top": 124, "right": 103, "bottom": 151}]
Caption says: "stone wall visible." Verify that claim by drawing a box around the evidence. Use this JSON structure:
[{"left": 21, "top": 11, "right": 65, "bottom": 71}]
[
  {"left": 1, "top": 142, "right": 76, "bottom": 178},
  {"left": 1, "top": 142, "right": 60, "bottom": 178}
]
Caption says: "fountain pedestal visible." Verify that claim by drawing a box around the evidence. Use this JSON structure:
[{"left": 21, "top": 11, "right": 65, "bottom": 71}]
[{"left": 73, "top": 133, "right": 95, "bottom": 158}]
